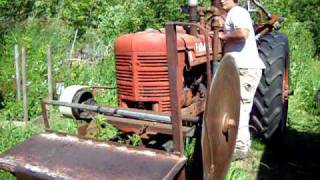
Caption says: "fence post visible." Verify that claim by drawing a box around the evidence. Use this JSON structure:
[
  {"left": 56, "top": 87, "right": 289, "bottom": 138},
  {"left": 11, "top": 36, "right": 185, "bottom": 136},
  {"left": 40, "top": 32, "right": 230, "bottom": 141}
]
[
  {"left": 21, "top": 47, "right": 28, "bottom": 124},
  {"left": 14, "top": 44, "right": 21, "bottom": 101},
  {"left": 70, "top": 29, "right": 78, "bottom": 59},
  {"left": 47, "top": 46, "right": 53, "bottom": 101}
]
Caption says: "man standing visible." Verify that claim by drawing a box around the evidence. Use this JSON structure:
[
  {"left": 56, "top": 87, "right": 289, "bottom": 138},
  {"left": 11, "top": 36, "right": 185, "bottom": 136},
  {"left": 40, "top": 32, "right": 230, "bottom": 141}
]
[{"left": 219, "top": 0, "right": 266, "bottom": 159}]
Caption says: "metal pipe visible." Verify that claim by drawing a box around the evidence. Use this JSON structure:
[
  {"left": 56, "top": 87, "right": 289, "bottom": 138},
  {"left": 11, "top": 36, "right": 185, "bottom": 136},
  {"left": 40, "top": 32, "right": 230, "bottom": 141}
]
[
  {"left": 188, "top": 0, "right": 198, "bottom": 36},
  {"left": 165, "top": 23, "right": 184, "bottom": 156},
  {"left": 44, "top": 99, "right": 171, "bottom": 122},
  {"left": 188, "top": 0, "right": 198, "bottom": 6},
  {"left": 210, "top": 6, "right": 222, "bottom": 63},
  {"left": 42, "top": 100, "right": 199, "bottom": 123},
  {"left": 165, "top": 22, "right": 186, "bottom": 180}
]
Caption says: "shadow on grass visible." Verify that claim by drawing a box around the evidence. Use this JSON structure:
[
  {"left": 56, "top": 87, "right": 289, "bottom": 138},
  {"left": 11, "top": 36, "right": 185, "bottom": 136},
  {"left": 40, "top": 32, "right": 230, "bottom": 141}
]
[{"left": 257, "top": 128, "right": 320, "bottom": 180}]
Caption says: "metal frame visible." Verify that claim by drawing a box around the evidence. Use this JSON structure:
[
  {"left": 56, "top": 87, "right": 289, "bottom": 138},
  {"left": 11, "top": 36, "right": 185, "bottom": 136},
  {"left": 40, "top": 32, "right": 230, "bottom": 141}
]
[{"left": 165, "top": 22, "right": 213, "bottom": 154}]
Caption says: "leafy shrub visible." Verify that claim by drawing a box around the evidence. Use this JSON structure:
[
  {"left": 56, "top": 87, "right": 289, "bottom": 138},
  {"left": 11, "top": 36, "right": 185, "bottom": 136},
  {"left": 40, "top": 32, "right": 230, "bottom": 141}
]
[
  {"left": 97, "top": 0, "right": 187, "bottom": 44},
  {"left": 58, "top": 0, "right": 107, "bottom": 33},
  {"left": 290, "top": 0, "right": 320, "bottom": 55},
  {"left": 281, "top": 20, "right": 320, "bottom": 116},
  {"left": 97, "top": 0, "right": 154, "bottom": 42},
  {"left": 0, "top": 18, "right": 74, "bottom": 119}
]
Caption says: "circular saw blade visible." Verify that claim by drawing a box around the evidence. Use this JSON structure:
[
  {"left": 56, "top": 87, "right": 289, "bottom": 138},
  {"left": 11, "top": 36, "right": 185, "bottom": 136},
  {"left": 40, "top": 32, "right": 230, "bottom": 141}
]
[{"left": 201, "top": 54, "right": 241, "bottom": 180}]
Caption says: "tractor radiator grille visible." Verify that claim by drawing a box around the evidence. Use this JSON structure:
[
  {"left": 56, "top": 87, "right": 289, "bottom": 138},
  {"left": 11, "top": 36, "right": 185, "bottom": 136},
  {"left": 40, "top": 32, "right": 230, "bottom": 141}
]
[
  {"left": 137, "top": 55, "right": 170, "bottom": 98},
  {"left": 116, "top": 55, "right": 133, "bottom": 96},
  {"left": 138, "top": 55, "right": 168, "bottom": 67},
  {"left": 161, "top": 100, "right": 171, "bottom": 112},
  {"left": 116, "top": 54, "right": 172, "bottom": 112},
  {"left": 138, "top": 85, "right": 170, "bottom": 97}
]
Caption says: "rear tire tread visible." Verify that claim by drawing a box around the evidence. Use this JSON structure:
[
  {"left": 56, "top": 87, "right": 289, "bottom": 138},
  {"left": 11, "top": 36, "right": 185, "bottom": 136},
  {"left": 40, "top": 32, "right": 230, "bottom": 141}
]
[{"left": 250, "top": 32, "right": 289, "bottom": 140}]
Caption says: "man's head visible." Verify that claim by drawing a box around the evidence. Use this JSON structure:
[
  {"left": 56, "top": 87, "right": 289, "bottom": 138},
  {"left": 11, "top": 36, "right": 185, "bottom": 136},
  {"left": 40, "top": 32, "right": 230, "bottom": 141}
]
[{"left": 220, "top": 0, "right": 237, "bottom": 11}]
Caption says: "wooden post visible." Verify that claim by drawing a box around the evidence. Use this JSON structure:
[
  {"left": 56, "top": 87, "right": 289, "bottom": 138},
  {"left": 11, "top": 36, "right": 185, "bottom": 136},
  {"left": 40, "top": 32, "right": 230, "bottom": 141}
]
[
  {"left": 14, "top": 44, "right": 21, "bottom": 101},
  {"left": 21, "top": 48, "right": 28, "bottom": 124},
  {"left": 47, "top": 46, "right": 53, "bottom": 101}
]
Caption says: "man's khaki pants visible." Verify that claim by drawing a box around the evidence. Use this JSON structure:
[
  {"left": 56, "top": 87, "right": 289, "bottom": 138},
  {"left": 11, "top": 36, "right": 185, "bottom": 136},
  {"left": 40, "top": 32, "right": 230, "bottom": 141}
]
[{"left": 236, "top": 68, "right": 262, "bottom": 153}]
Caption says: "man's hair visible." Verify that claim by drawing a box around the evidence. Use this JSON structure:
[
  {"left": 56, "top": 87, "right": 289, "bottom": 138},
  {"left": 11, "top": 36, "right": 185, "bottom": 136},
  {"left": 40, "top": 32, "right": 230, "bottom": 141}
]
[{"left": 234, "top": 0, "right": 239, "bottom": 3}]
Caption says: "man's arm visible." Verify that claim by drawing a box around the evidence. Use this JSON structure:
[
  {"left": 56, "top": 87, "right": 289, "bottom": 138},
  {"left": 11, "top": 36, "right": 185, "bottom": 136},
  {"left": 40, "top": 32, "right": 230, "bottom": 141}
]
[{"left": 219, "top": 28, "right": 249, "bottom": 42}]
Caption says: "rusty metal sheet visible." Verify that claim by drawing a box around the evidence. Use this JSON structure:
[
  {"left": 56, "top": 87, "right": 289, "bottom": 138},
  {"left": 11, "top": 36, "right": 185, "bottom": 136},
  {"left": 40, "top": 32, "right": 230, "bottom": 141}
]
[
  {"left": 201, "top": 54, "right": 241, "bottom": 180},
  {"left": 0, "top": 132, "right": 186, "bottom": 180}
]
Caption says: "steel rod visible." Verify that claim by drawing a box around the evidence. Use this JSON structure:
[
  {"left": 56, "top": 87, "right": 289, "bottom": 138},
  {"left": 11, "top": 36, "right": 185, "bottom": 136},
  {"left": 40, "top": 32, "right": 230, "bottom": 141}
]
[
  {"left": 165, "top": 23, "right": 184, "bottom": 155},
  {"left": 42, "top": 100, "right": 199, "bottom": 123},
  {"left": 189, "top": 5, "right": 198, "bottom": 36}
]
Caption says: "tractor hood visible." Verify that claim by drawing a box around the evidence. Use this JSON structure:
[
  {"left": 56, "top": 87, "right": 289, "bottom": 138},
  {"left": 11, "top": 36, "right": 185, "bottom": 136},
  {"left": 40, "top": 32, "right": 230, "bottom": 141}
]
[{"left": 115, "top": 30, "right": 186, "bottom": 54}]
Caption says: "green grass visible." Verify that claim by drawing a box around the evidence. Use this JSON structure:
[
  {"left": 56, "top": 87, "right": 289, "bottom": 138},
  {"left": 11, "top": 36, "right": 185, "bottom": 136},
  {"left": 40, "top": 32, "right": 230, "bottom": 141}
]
[
  {"left": 226, "top": 94, "right": 320, "bottom": 179},
  {"left": 226, "top": 139, "right": 264, "bottom": 180},
  {"left": 0, "top": 121, "right": 40, "bottom": 180}
]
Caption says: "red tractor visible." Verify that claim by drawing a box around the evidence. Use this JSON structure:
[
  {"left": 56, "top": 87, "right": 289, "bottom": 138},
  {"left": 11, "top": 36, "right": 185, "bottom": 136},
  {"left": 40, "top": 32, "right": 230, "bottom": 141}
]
[
  {"left": 114, "top": 0, "right": 290, "bottom": 141},
  {"left": 0, "top": 0, "right": 289, "bottom": 179}
]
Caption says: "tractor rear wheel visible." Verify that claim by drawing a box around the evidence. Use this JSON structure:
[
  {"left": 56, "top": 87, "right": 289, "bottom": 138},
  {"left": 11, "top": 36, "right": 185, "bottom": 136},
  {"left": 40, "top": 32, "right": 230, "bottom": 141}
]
[{"left": 250, "top": 32, "right": 289, "bottom": 141}]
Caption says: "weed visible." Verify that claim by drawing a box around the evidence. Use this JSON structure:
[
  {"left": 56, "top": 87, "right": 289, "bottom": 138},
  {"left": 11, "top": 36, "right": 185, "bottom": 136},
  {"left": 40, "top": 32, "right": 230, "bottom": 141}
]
[
  {"left": 184, "top": 137, "right": 196, "bottom": 166},
  {"left": 226, "top": 165, "right": 252, "bottom": 180},
  {"left": 49, "top": 109, "right": 78, "bottom": 134},
  {"left": 128, "top": 134, "right": 142, "bottom": 147},
  {"left": 93, "top": 114, "right": 119, "bottom": 141}
]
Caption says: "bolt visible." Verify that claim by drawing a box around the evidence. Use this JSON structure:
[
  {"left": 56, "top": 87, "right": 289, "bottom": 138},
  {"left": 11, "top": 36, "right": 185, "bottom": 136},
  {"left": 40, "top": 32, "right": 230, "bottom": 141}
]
[{"left": 222, "top": 117, "right": 236, "bottom": 133}]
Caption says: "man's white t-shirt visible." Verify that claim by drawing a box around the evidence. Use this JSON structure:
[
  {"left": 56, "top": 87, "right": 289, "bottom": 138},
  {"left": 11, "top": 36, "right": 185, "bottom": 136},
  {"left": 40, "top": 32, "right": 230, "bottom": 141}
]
[{"left": 223, "top": 6, "right": 265, "bottom": 69}]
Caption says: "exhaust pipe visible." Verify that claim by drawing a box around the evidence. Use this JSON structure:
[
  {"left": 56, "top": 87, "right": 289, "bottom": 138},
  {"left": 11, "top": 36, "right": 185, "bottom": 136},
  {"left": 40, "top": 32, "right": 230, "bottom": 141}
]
[
  {"left": 188, "top": 0, "right": 198, "bottom": 36},
  {"left": 188, "top": 0, "right": 198, "bottom": 6}
]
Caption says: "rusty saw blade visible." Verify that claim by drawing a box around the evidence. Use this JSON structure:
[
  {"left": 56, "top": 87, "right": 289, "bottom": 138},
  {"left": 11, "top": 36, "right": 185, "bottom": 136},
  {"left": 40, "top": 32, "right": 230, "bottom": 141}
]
[{"left": 201, "top": 54, "right": 241, "bottom": 180}]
